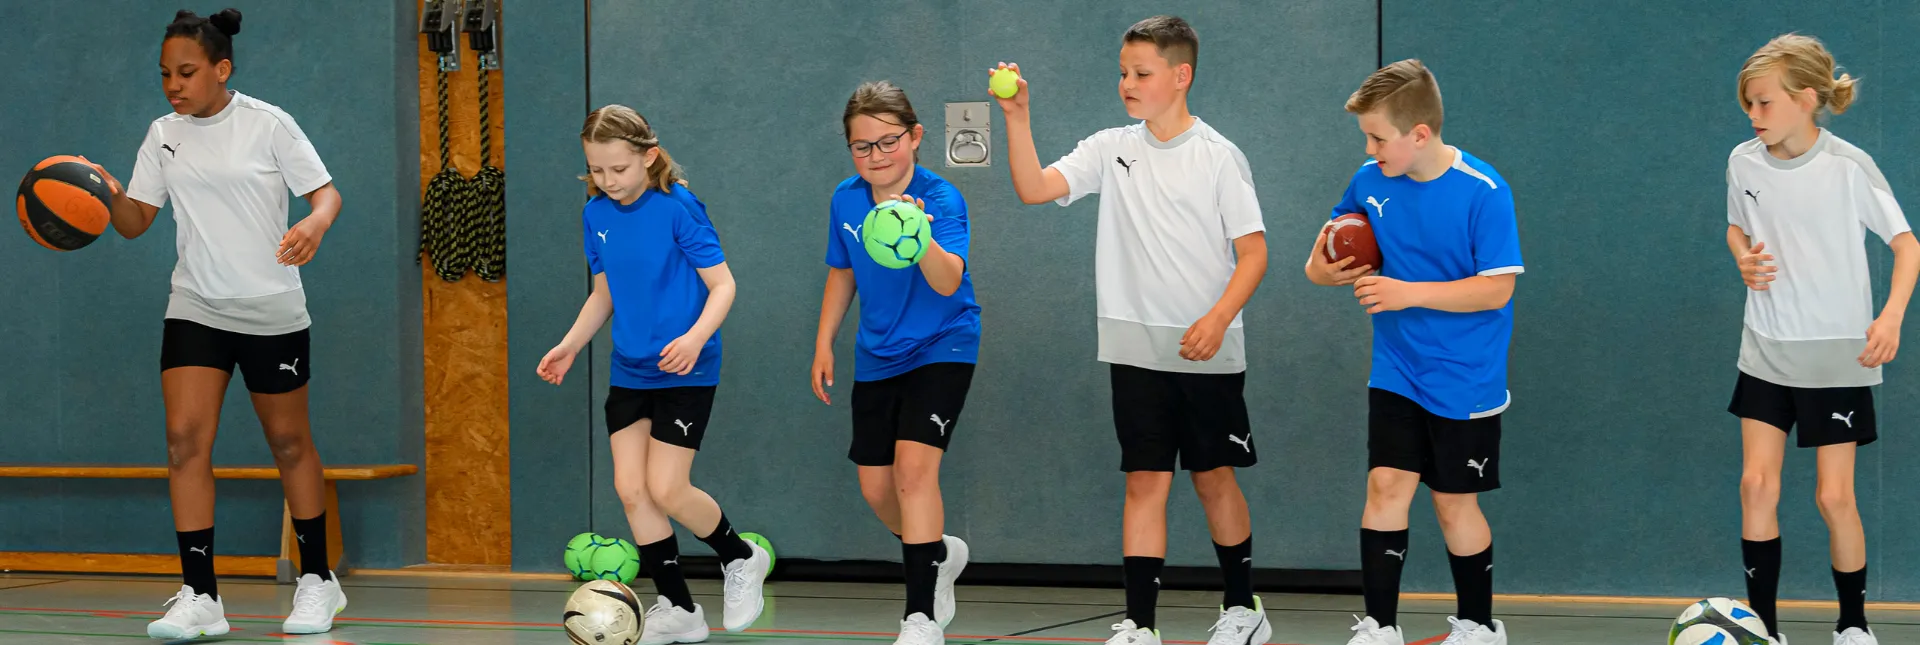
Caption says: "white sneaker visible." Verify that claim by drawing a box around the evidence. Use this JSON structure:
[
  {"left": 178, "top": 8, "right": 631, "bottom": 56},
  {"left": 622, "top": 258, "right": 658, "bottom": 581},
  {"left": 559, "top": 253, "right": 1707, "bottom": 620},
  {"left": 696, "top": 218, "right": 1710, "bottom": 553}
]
[
  {"left": 638, "top": 596, "right": 709, "bottom": 645},
  {"left": 721, "top": 539, "right": 771, "bottom": 632},
  {"left": 282, "top": 572, "right": 349, "bottom": 634},
  {"left": 1207, "top": 596, "right": 1272, "bottom": 645},
  {"left": 1439, "top": 617, "right": 1507, "bottom": 645},
  {"left": 1105, "top": 619, "right": 1162, "bottom": 645},
  {"left": 895, "top": 612, "right": 944, "bottom": 645},
  {"left": 146, "top": 585, "right": 229, "bottom": 639},
  {"left": 1834, "top": 627, "right": 1877, "bottom": 645},
  {"left": 1345, "top": 615, "right": 1406, "bottom": 645},
  {"left": 934, "top": 535, "right": 969, "bottom": 628}
]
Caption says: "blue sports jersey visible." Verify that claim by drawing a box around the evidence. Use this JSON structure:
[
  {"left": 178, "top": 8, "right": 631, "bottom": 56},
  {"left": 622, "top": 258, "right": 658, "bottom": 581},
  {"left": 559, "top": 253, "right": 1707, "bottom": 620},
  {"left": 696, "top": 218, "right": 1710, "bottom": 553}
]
[
  {"left": 583, "top": 187, "right": 727, "bottom": 389},
  {"left": 825, "top": 166, "right": 982, "bottom": 382},
  {"left": 1332, "top": 148, "right": 1524, "bottom": 420}
]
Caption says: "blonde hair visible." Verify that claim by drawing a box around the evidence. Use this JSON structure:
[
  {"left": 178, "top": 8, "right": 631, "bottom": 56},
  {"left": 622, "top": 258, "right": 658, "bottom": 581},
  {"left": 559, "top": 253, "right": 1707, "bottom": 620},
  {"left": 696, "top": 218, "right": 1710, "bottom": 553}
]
[
  {"left": 1345, "top": 59, "right": 1443, "bottom": 137},
  {"left": 580, "top": 104, "right": 684, "bottom": 196},
  {"left": 1738, "top": 33, "right": 1858, "bottom": 115}
]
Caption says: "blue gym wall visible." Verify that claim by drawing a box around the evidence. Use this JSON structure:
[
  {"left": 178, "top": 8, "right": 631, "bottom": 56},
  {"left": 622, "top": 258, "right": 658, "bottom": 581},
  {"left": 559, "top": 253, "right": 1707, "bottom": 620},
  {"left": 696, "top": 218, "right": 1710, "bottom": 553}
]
[
  {"left": 1384, "top": 0, "right": 1918, "bottom": 600},
  {"left": 2, "top": 0, "right": 1913, "bottom": 602},
  {"left": 506, "top": 0, "right": 1920, "bottom": 601},
  {"left": 0, "top": 1, "right": 424, "bottom": 568}
]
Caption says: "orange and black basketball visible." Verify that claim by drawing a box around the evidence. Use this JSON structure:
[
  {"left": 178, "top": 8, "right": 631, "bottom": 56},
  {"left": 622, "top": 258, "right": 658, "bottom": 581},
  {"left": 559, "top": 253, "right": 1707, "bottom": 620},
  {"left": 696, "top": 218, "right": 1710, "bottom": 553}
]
[{"left": 16, "top": 155, "right": 114, "bottom": 251}]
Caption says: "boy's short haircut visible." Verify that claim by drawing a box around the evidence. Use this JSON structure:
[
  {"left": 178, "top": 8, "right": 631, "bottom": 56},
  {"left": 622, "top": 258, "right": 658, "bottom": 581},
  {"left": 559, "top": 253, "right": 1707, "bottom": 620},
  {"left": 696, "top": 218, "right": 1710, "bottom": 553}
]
[
  {"left": 1346, "top": 59, "right": 1444, "bottom": 137},
  {"left": 1123, "top": 15, "right": 1198, "bottom": 76}
]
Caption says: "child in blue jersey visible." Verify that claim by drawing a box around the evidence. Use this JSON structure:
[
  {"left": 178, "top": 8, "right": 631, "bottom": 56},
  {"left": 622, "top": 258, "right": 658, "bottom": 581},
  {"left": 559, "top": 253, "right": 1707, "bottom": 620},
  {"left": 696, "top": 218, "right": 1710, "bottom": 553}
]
[
  {"left": 810, "top": 81, "right": 979, "bottom": 645},
  {"left": 1306, "top": 60, "right": 1522, "bottom": 645},
  {"left": 537, "top": 105, "right": 770, "bottom": 644}
]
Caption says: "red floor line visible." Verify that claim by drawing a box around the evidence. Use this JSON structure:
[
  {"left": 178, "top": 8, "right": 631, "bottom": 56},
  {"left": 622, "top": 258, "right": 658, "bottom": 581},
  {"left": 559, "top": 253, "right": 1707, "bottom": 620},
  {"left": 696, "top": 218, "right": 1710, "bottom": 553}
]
[{"left": 1409, "top": 634, "right": 1449, "bottom": 645}]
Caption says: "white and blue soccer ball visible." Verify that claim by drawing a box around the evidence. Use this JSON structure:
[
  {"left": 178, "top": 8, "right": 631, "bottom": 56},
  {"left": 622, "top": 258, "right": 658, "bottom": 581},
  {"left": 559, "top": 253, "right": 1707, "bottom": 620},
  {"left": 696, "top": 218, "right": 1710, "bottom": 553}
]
[{"left": 1670, "top": 597, "right": 1771, "bottom": 645}]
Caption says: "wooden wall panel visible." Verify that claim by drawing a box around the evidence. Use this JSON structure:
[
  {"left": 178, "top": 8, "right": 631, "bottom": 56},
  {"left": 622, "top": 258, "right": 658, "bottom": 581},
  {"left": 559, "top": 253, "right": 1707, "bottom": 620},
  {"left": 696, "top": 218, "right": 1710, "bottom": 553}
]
[{"left": 417, "top": 1, "right": 511, "bottom": 566}]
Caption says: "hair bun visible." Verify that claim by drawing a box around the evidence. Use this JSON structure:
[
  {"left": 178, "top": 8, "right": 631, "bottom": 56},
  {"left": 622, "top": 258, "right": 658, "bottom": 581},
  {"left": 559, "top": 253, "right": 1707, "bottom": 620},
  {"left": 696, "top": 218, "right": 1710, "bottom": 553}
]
[
  {"left": 174, "top": 9, "right": 197, "bottom": 20},
  {"left": 209, "top": 8, "right": 242, "bottom": 36}
]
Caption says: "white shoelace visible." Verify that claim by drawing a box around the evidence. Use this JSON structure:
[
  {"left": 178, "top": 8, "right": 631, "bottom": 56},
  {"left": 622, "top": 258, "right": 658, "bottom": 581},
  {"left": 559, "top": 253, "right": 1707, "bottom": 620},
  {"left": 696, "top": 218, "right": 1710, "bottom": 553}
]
[
  {"left": 1208, "top": 607, "right": 1251, "bottom": 636},
  {"left": 291, "top": 583, "right": 331, "bottom": 616},
  {"left": 1108, "top": 622, "right": 1148, "bottom": 643},
  {"left": 900, "top": 617, "right": 940, "bottom": 641},
  {"left": 1347, "top": 615, "right": 1391, "bottom": 645},
  {"left": 1440, "top": 616, "right": 1485, "bottom": 645},
  {"left": 160, "top": 589, "right": 197, "bottom": 617},
  {"left": 723, "top": 560, "right": 751, "bottom": 602}
]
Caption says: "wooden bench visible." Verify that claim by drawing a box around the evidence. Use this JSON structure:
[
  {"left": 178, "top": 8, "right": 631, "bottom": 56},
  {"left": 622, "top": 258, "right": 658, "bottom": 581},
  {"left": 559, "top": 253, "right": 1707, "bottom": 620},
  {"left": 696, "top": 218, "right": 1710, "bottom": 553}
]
[{"left": 0, "top": 464, "right": 417, "bottom": 583}]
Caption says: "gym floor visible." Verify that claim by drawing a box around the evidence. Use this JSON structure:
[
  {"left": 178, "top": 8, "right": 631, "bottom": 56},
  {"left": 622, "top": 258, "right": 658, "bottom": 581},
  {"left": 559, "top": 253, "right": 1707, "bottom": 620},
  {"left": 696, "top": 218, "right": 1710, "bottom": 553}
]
[{"left": 2, "top": 572, "right": 1916, "bottom": 644}]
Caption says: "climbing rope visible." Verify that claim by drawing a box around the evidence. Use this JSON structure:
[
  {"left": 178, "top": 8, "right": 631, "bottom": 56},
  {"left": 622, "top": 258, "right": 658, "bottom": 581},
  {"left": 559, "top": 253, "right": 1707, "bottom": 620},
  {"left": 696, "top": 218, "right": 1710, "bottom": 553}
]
[
  {"left": 471, "top": 67, "right": 506, "bottom": 282},
  {"left": 421, "top": 64, "right": 471, "bottom": 282}
]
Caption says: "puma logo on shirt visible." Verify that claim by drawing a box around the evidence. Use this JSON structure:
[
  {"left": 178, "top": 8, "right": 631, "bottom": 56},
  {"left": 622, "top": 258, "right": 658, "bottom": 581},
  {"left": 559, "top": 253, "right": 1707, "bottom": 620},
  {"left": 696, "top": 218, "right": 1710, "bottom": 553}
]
[
  {"left": 1366, "top": 196, "right": 1391, "bottom": 218},
  {"left": 596, "top": 230, "right": 608, "bottom": 244},
  {"left": 161, "top": 143, "right": 182, "bottom": 158},
  {"left": 1115, "top": 157, "right": 1136, "bottom": 176},
  {"left": 279, "top": 359, "right": 300, "bottom": 375},
  {"left": 1833, "top": 411, "right": 1855, "bottom": 428},
  {"left": 842, "top": 222, "right": 862, "bottom": 240},
  {"left": 674, "top": 419, "right": 693, "bottom": 436},
  {"left": 1227, "top": 434, "right": 1251, "bottom": 453},
  {"left": 1467, "top": 458, "right": 1489, "bottom": 477},
  {"left": 1744, "top": 189, "right": 1760, "bottom": 204},
  {"left": 930, "top": 414, "right": 951, "bottom": 436}
]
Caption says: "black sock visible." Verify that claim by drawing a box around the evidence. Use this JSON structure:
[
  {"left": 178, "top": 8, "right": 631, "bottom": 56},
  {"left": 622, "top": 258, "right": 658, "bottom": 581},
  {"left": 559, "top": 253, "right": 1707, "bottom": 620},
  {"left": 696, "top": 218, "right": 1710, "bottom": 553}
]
[
  {"left": 176, "top": 527, "right": 217, "bottom": 598},
  {"left": 638, "top": 535, "right": 694, "bottom": 611},
  {"left": 1361, "top": 529, "right": 1409, "bottom": 628},
  {"left": 1743, "top": 538, "right": 1783, "bottom": 637},
  {"left": 1448, "top": 544, "right": 1494, "bottom": 625},
  {"left": 1123, "top": 556, "right": 1164, "bottom": 630},
  {"left": 291, "top": 512, "right": 332, "bottom": 581},
  {"left": 697, "top": 514, "right": 752, "bottom": 565},
  {"left": 902, "top": 539, "right": 945, "bottom": 619},
  {"left": 1835, "top": 566, "right": 1868, "bottom": 631},
  {"left": 1215, "top": 536, "right": 1255, "bottom": 610}
]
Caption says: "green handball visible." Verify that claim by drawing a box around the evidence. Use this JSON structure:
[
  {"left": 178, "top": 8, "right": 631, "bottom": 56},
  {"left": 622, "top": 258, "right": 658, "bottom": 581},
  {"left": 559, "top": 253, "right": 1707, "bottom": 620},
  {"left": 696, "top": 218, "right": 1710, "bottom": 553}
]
[
  {"left": 862, "top": 199, "right": 932, "bottom": 269},
  {"left": 564, "top": 532, "right": 600, "bottom": 581},
  {"left": 586, "top": 538, "right": 641, "bottom": 584}
]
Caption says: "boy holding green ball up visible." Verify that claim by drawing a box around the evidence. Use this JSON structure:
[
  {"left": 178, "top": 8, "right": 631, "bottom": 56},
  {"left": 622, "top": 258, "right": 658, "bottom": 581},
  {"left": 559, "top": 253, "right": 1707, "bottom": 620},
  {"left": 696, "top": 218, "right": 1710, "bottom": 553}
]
[
  {"left": 812, "top": 80, "right": 979, "bottom": 645},
  {"left": 994, "top": 15, "right": 1272, "bottom": 645}
]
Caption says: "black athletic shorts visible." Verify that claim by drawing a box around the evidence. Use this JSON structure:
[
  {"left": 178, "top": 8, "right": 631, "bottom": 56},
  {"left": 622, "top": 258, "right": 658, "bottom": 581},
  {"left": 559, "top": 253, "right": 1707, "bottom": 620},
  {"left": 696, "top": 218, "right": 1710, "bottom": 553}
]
[
  {"left": 1728, "top": 372, "right": 1877, "bottom": 448},
  {"left": 1111, "top": 364, "right": 1255, "bottom": 472},
  {"left": 1368, "top": 388, "right": 1502, "bottom": 494},
  {"left": 849, "top": 362, "right": 975, "bottom": 466},
  {"left": 605, "top": 385, "right": 718, "bottom": 450},
  {"left": 160, "top": 318, "right": 310, "bottom": 395}
]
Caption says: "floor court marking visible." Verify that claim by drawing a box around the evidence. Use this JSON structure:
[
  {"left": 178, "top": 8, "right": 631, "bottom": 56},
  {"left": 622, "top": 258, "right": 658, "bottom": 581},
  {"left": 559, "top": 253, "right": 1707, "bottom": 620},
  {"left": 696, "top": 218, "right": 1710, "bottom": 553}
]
[
  {"left": 0, "top": 607, "right": 1445, "bottom": 645},
  {"left": 0, "top": 580, "right": 65, "bottom": 592}
]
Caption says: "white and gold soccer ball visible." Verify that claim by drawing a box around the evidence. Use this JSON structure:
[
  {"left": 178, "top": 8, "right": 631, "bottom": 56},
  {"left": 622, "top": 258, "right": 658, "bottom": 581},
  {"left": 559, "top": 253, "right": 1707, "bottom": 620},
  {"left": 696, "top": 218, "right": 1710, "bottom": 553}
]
[{"left": 563, "top": 579, "right": 643, "bottom": 645}]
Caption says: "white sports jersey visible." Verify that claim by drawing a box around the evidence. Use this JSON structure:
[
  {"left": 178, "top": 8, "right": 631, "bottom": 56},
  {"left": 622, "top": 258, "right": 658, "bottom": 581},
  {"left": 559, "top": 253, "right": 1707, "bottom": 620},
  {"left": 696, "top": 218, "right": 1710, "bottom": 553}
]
[
  {"left": 127, "top": 90, "right": 333, "bottom": 335},
  {"left": 1726, "top": 129, "right": 1911, "bottom": 387},
  {"left": 1050, "top": 117, "right": 1265, "bottom": 374}
]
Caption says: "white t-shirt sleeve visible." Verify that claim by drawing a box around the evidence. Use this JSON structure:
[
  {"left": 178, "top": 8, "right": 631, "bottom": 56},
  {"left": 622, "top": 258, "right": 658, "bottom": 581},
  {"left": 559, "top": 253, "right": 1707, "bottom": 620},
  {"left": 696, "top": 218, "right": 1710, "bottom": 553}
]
[
  {"left": 268, "top": 112, "right": 333, "bottom": 197},
  {"left": 1850, "top": 164, "right": 1912, "bottom": 245},
  {"left": 1048, "top": 130, "right": 1109, "bottom": 207},
  {"left": 1215, "top": 146, "right": 1264, "bottom": 239},
  {"left": 125, "top": 122, "right": 169, "bottom": 208},
  {"left": 1726, "top": 166, "right": 1752, "bottom": 232}
]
